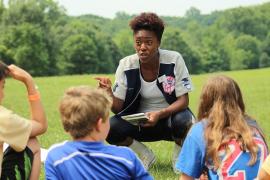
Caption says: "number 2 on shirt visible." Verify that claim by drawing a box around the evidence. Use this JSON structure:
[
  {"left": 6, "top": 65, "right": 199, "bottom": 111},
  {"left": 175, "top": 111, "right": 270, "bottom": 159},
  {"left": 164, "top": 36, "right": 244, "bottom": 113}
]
[{"left": 219, "top": 138, "right": 267, "bottom": 179}]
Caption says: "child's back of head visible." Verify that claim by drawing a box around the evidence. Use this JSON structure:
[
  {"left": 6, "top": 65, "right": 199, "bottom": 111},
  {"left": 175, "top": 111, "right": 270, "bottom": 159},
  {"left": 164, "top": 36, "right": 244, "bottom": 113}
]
[
  {"left": 59, "top": 86, "right": 112, "bottom": 139},
  {"left": 46, "top": 86, "right": 153, "bottom": 180}
]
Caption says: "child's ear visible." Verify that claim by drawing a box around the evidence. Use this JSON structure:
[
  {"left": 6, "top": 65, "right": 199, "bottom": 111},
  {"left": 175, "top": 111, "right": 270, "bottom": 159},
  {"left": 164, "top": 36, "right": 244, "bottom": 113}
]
[{"left": 96, "top": 118, "right": 103, "bottom": 132}]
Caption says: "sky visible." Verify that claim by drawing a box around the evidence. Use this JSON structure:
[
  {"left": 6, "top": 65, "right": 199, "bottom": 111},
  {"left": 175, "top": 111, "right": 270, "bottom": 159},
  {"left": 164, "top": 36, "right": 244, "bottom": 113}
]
[{"left": 54, "top": 0, "right": 269, "bottom": 18}]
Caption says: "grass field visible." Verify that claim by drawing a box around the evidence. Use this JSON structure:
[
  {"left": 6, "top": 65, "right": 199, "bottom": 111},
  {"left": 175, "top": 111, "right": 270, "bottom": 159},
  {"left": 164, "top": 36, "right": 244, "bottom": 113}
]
[{"left": 3, "top": 68, "right": 270, "bottom": 180}]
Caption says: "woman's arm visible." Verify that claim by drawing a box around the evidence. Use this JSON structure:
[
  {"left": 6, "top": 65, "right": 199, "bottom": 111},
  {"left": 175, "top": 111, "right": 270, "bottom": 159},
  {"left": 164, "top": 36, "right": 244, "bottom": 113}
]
[
  {"left": 143, "top": 93, "right": 189, "bottom": 127},
  {"left": 158, "top": 93, "right": 189, "bottom": 119},
  {"left": 95, "top": 77, "right": 124, "bottom": 114}
]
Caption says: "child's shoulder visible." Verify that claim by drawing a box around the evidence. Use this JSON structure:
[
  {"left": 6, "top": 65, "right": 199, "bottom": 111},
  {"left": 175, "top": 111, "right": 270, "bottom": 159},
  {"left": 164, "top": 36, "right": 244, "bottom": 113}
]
[
  {"left": 105, "top": 144, "right": 135, "bottom": 157},
  {"left": 0, "top": 106, "right": 12, "bottom": 116},
  {"left": 107, "top": 144, "right": 133, "bottom": 152},
  {"left": 0, "top": 106, "right": 30, "bottom": 128},
  {"left": 47, "top": 141, "right": 68, "bottom": 154},
  {"left": 185, "top": 120, "right": 207, "bottom": 147},
  {"left": 189, "top": 121, "right": 206, "bottom": 135}
]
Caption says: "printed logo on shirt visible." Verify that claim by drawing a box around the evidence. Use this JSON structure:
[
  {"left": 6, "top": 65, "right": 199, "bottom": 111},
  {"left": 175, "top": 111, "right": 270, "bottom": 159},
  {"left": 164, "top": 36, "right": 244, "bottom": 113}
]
[
  {"left": 181, "top": 78, "right": 191, "bottom": 90},
  {"left": 112, "top": 83, "right": 118, "bottom": 92},
  {"left": 162, "top": 76, "right": 175, "bottom": 95},
  {"left": 205, "top": 138, "right": 267, "bottom": 179}
]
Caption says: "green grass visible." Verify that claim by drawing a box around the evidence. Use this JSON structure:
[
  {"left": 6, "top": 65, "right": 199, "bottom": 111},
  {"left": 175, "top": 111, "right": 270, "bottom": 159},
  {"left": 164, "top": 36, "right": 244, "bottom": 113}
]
[{"left": 3, "top": 68, "right": 270, "bottom": 180}]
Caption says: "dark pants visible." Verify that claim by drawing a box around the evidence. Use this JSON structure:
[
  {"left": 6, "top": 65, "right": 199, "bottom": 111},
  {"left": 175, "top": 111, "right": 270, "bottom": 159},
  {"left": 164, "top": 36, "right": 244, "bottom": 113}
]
[
  {"left": 106, "top": 108, "right": 194, "bottom": 145},
  {"left": 1, "top": 146, "right": 33, "bottom": 180}
]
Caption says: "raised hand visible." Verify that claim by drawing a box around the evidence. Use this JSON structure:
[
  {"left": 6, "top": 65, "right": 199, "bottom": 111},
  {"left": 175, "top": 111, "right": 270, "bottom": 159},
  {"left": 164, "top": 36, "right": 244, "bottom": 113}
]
[
  {"left": 95, "top": 77, "right": 112, "bottom": 92},
  {"left": 7, "top": 64, "right": 32, "bottom": 84}
]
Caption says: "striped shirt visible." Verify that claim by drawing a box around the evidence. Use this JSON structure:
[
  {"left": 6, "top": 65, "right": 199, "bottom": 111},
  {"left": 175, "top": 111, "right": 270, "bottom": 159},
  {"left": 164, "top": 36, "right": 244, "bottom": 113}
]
[{"left": 45, "top": 141, "right": 153, "bottom": 180}]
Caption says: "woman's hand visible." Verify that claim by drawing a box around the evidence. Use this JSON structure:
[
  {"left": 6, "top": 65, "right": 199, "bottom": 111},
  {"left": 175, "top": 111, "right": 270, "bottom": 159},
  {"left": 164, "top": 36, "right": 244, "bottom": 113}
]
[
  {"left": 142, "top": 111, "right": 161, "bottom": 127},
  {"left": 95, "top": 77, "right": 112, "bottom": 90}
]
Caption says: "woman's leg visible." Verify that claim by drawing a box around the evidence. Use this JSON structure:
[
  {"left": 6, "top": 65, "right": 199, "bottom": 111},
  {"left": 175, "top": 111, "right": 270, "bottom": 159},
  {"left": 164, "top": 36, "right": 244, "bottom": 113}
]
[
  {"left": 171, "top": 108, "right": 194, "bottom": 145},
  {"left": 107, "top": 114, "right": 173, "bottom": 144},
  {"left": 106, "top": 115, "right": 138, "bottom": 146}
]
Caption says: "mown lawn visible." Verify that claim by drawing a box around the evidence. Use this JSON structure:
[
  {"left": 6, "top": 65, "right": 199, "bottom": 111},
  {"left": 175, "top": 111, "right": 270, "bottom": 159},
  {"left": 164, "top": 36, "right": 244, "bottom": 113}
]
[{"left": 3, "top": 68, "right": 270, "bottom": 180}]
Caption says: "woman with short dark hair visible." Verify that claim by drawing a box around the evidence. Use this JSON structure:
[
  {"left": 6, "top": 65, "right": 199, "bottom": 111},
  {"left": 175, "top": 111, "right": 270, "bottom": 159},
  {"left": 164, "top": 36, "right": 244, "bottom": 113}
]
[{"left": 96, "top": 12, "right": 194, "bottom": 171}]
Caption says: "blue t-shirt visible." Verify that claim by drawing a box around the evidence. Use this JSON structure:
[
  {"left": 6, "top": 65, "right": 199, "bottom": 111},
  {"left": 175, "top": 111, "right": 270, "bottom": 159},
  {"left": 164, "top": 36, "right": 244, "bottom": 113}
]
[
  {"left": 45, "top": 141, "right": 153, "bottom": 180},
  {"left": 175, "top": 121, "right": 268, "bottom": 179}
]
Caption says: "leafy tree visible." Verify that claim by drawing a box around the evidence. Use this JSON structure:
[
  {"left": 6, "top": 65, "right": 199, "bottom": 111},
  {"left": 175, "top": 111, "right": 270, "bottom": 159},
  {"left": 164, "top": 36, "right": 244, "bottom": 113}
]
[
  {"left": 113, "top": 29, "right": 134, "bottom": 58},
  {"left": 219, "top": 7, "right": 268, "bottom": 39},
  {"left": 107, "top": 12, "right": 131, "bottom": 36},
  {"left": 181, "top": 20, "right": 204, "bottom": 49},
  {"left": 235, "top": 35, "right": 260, "bottom": 69},
  {"left": 199, "top": 25, "right": 230, "bottom": 72},
  {"left": 1, "top": 23, "right": 49, "bottom": 75},
  {"left": 201, "top": 49, "right": 224, "bottom": 72},
  {"left": 54, "top": 19, "right": 120, "bottom": 74},
  {"left": 95, "top": 32, "right": 121, "bottom": 73},
  {"left": 161, "top": 27, "right": 201, "bottom": 74},
  {"left": 61, "top": 34, "right": 98, "bottom": 74},
  {"left": 230, "top": 49, "right": 253, "bottom": 70},
  {"left": 259, "top": 52, "right": 270, "bottom": 68},
  {"left": 185, "top": 7, "right": 201, "bottom": 19},
  {"left": 0, "top": 44, "right": 13, "bottom": 64},
  {"left": 0, "top": 0, "right": 64, "bottom": 75},
  {"left": 1, "top": 0, "right": 270, "bottom": 76},
  {"left": 0, "top": 0, "right": 5, "bottom": 19},
  {"left": 219, "top": 34, "right": 238, "bottom": 71},
  {"left": 259, "top": 33, "right": 270, "bottom": 67}
]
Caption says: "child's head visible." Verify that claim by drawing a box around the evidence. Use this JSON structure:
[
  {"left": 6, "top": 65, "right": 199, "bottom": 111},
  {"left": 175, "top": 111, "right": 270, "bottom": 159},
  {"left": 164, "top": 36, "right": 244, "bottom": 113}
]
[
  {"left": 59, "top": 86, "right": 112, "bottom": 140},
  {"left": 198, "top": 75, "right": 258, "bottom": 168},
  {"left": 0, "top": 61, "right": 9, "bottom": 103},
  {"left": 198, "top": 75, "right": 245, "bottom": 119},
  {"left": 0, "top": 61, "right": 9, "bottom": 80}
]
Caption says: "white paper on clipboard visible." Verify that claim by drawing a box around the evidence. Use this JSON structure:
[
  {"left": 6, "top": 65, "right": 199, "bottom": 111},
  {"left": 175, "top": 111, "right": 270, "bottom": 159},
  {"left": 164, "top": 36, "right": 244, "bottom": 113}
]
[{"left": 121, "top": 113, "right": 149, "bottom": 125}]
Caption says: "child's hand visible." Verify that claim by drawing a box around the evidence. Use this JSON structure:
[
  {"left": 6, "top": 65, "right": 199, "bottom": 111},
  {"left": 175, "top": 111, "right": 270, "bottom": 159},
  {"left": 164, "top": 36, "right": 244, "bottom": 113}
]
[{"left": 7, "top": 64, "right": 32, "bottom": 83}]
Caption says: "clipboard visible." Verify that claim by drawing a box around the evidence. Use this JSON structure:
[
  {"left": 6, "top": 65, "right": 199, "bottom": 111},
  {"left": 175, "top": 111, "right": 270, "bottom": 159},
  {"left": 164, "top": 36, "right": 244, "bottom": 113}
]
[{"left": 121, "top": 113, "right": 149, "bottom": 125}]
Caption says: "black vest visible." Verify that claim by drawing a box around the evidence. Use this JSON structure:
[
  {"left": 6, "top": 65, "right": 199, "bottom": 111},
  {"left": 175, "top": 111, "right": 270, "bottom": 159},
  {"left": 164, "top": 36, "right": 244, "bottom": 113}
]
[{"left": 118, "top": 63, "right": 178, "bottom": 116}]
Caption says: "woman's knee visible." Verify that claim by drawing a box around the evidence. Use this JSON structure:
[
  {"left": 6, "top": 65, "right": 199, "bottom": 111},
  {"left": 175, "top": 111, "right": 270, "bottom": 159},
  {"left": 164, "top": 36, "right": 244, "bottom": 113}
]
[
  {"left": 171, "top": 109, "right": 194, "bottom": 139},
  {"left": 106, "top": 115, "right": 133, "bottom": 145}
]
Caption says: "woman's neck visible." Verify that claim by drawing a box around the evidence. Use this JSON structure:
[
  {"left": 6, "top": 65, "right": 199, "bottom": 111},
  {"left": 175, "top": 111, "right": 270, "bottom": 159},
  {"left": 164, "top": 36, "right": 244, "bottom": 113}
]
[
  {"left": 140, "top": 52, "right": 159, "bottom": 70},
  {"left": 140, "top": 54, "right": 160, "bottom": 82}
]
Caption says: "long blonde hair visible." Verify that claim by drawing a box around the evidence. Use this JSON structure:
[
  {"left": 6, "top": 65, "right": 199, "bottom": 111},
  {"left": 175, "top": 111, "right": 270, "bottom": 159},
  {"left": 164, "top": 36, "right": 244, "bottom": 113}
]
[{"left": 197, "top": 75, "right": 258, "bottom": 169}]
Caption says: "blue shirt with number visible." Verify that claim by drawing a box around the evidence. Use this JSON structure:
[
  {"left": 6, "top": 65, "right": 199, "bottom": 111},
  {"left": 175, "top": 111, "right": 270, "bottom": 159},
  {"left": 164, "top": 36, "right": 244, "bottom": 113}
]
[{"left": 175, "top": 120, "right": 268, "bottom": 179}]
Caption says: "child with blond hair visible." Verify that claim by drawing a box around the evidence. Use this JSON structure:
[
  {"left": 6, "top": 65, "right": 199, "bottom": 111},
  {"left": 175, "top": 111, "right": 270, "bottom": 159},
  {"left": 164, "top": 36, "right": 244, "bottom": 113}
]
[{"left": 45, "top": 86, "right": 152, "bottom": 179}]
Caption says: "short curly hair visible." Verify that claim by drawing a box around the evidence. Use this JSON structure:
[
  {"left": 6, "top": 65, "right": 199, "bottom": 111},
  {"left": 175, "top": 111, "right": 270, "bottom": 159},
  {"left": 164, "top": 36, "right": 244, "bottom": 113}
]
[{"left": 129, "top": 12, "right": 165, "bottom": 42}]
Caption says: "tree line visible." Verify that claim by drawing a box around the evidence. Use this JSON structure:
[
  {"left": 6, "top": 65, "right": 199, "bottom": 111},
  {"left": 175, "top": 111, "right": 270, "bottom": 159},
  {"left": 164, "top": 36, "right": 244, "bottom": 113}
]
[{"left": 0, "top": 0, "right": 270, "bottom": 76}]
